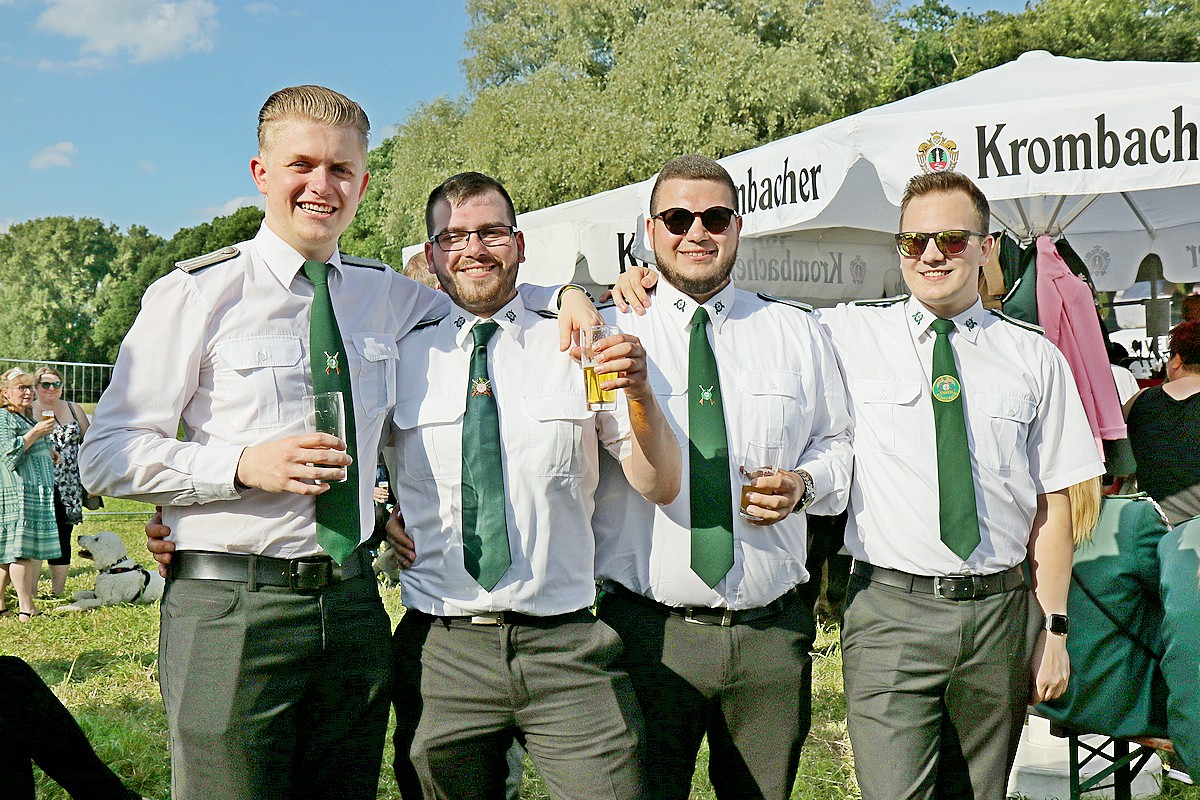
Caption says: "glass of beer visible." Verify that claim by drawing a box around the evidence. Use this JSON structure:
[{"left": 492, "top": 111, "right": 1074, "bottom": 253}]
[
  {"left": 305, "top": 391, "right": 347, "bottom": 482},
  {"left": 42, "top": 410, "right": 57, "bottom": 423},
  {"left": 740, "top": 441, "right": 782, "bottom": 520},
  {"left": 581, "top": 324, "right": 619, "bottom": 412}
]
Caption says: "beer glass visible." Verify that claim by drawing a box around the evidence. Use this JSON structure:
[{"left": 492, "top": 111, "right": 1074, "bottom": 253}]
[
  {"left": 306, "top": 391, "right": 347, "bottom": 482},
  {"left": 581, "top": 324, "right": 619, "bottom": 412},
  {"left": 739, "top": 441, "right": 782, "bottom": 520}
]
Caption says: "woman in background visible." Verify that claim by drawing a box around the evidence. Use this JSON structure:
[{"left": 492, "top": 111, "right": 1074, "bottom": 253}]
[
  {"left": 32, "top": 366, "right": 89, "bottom": 597},
  {"left": 0, "top": 368, "right": 59, "bottom": 620}
]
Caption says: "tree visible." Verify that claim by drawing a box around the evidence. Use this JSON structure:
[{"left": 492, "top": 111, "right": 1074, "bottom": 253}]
[
  {"left": 0, "top": 217, "right": 118, "bottom": 363},
  {"left": 374, "top": 0, "right": 894, "bottom": 251}
]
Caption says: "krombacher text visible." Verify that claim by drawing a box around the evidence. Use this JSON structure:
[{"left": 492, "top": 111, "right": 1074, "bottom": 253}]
[
  {"left": 736, "top": 158, "right": 822, "bottom": 214},
  {"left": 977, "top": 106, "right": 1198, "bottom": 178}
]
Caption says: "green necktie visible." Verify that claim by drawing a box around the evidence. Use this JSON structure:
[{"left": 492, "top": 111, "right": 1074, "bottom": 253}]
[
  {"left": 930, "top": 318, "right": 981, "bottom": 560},
  {"left": 462, "top": 321, "right": 511, "bottom": 590},
  {"left": 302, "top": 260, "right": 360, "bottom": 564},
  {"left": 688, "top": 306, "right": 734, "bottom": 587}
]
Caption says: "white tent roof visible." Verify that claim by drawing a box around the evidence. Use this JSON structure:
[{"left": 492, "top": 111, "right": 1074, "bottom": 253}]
[{"left": 488, "top": 52, "right": 1200, "bottom": 296}]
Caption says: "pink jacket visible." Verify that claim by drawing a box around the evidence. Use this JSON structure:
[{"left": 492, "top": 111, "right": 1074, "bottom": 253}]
[{"left": 1035, "top": 235, "right": 1126, "bottom": 457}]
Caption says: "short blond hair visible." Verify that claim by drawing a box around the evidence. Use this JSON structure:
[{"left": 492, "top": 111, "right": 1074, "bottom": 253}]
[
  {"left": 402, "top": 251, "right": 438, "bottom": 290},
  {"left": 258, "top": 85, "right": 370, "bottom": 158}
]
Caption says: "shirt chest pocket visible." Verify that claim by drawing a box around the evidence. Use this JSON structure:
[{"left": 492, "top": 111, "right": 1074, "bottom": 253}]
[
  {"left": 522, "top": 395, "right": 592, "bottom": 478},
  {"left": 971, "top": 393, "right": 1037, "bottom": 472},
  {"left": 852, "top": 379, "right": 924, "bottom": 457},
  {"left": 738, "top": 371, "right": 805, "bottom": 444},
  {"left": 393, "top": 393, "right": 464, "bottom": 481},
  {"left": 350, "top": 334, "right": 397, "bottom": 421},
  {"left": 214, "top": 335, "right": 303, "bottom": 430}
]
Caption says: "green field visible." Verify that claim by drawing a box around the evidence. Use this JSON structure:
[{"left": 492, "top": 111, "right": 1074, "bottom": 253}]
[{"left": 1, "top": 499, "right": 1194, "bottom": 799}]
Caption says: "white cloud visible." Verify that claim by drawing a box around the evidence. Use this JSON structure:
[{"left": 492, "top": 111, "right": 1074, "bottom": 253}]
[
  {"left": 29, "top": 141, "right": 78, "bottom": 170},
  {"left": 139, "top": 160, "right": 156, "bottom": 173},
  {"left": 244, "top": 2, "right": 278, "bottom": 13},
  {"left": 200, "top": 195, "right": 264, "bottom": 219},
  {"left": 37, "top": 0, "right": 218, "bottom": 64}
]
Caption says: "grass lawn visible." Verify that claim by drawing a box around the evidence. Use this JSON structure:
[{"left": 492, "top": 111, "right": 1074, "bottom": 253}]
[{"left": 2, "top": 499, "right": 1195, "bottom": 799}]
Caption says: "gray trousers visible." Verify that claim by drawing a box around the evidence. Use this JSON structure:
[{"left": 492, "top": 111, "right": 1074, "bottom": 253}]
[
  {"left": 598, "top": 589, "right": 815, "bottom": 800},
  {"left": 158, "top": 572, "right": 392, "bottom": 800},
  {"left": 841, "top": 573, "right": 1041, "bottom": 800},
  {"left": 392, "top": 609, "right": 646, "bottom": 800}
]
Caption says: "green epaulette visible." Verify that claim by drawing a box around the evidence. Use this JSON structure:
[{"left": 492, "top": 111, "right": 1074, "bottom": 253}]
[
  {"left": 535, "top": 309, "right": 559, "bottom": 319},
  {"left": 175, "top": 246, "right": 240, "bottom": 273},
  {"left": 413, "top": 314, "right": 447, "bottom": 330},
  {"left": 341, "top": 254, "right": 388, "bottom": 271},
  {"left": 989, "top": 308, "right": 1044, "bottom": 334},
  {"left": 757, "top": 292, "right": 813, "bottom": 312},
  {"left": 852, "top": 294, "right": 909, "bottom": 307}
]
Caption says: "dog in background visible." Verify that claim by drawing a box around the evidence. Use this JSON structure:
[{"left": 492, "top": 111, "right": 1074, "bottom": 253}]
[{"left": 59, "top": 531, "right": 165, "bottom": 611}]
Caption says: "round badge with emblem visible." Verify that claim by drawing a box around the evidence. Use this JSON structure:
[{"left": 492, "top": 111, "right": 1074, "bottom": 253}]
[{"left": 932, "top": 375, "right": 961, "bottom": 402}]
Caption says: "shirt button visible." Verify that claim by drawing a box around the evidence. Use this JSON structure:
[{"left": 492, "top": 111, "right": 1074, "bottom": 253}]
[{"left": 257, "top": 351, "right": 268, "bottom": 362}]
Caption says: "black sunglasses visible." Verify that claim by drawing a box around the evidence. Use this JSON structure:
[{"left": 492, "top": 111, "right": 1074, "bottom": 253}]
[
  {"left": 895, "top": 230, "right": 987, "bottom": 258},
  {"left": 652, "top": 206, "right": 738, "bottom": 236},
  {"left": 40, "top": 381, "right": 62, "bottom": 389}
]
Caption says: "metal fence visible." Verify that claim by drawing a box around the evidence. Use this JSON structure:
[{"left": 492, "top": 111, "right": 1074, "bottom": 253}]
[{"left": 0, "top": 359, "right": 113, "bottom": 404}]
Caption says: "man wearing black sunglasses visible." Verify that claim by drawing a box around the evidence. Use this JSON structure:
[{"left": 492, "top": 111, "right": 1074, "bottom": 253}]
[{"left": 593, "top": 154, "right": 853, "bottom": 800}]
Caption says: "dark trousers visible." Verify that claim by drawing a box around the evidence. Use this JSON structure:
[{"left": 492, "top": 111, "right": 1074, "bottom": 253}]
[
  {"left": 0, "top": 655, "right": 137, "bottom": 800},
  {"left": 841, "top": 574, "right": 1040, "bottom": 800},
  {"left": 49, "top": 491, "right": 72, "bottom": 566},
  {"left": 158, "top": 571, "right": 392, "bottom": 800},
  {"left": 598, "top": 589, "right": 816, "bottom": 800},
  {"left": 392, "top": 609, "right": 646, "bottom": 800}
]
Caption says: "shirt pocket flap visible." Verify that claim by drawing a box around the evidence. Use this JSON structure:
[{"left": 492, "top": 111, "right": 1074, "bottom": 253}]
[
  {"left": 215, "top": 336, "right": 302, "bottom": 370},
  {"left": 393, "top": 393, "right": 464, "bottom": 430},
  {"left": 524, "top": 393, "right": 591, "bottom": 422},
  {"left": 354, "top": 335, "right": 396, "bottom": 363},
  {"left": 854, "top": 378, "right": 923, "bottom": 405},
  {"left": 741, "top": 371, "right": 802, "bottom": 397},
  {"left": 978, "top": 393, "right": 1037, "bottom": 423}
]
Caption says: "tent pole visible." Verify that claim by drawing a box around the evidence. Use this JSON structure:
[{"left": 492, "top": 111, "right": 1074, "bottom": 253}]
[{"left": 1120, "top": 192, "right": 1157, "bottom": 238}]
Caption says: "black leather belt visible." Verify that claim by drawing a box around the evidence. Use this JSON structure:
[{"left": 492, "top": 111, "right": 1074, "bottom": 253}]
[
  {"left": 407, "top": 608, "right": 591, "bottom": 627},
  {"left": 851, "top": 561, "right": 1025, "bottom": 600},
  {"left": 602, "top": 581, "right": 800, "bottom": 627},
  {"left": 169, "top": 548, "right": 369, "bottom": 591}
]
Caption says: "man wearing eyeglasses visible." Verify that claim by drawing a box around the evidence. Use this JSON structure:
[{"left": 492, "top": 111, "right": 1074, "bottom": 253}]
[
  {"left": 592, "top": 154, "right": 853, "bottom": 800},
  {"left": 385, "top": 172, "right": 680, "bottom": 800}
]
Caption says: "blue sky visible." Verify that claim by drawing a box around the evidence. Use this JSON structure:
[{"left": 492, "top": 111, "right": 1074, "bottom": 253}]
[{"left": 1, "top": 0, "right": 1029, "bottom": 238}]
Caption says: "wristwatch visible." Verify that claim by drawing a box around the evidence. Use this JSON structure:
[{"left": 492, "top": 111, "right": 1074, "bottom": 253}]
[
  {"left": 794, "top": 469, "right": 816, "bottom": 513},
  {"left": 1043, "top": 613, "right": 1070, "bottom": 636}
]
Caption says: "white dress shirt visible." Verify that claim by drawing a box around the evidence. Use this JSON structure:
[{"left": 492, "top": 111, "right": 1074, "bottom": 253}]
[
  {"left": 79, "top": 224, "right": 446, "bottom": 557},
  {"left": 817, "top": 296, "right": 1105, "bottom": 576},
  {"left": 387, "top": 287, "right": 632, "bottom": 617},
  {"left": 593, "top": 278, "right": 854, "bottom": 609}
]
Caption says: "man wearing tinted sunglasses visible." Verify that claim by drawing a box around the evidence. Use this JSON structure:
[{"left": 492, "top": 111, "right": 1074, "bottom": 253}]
[
  {"left": 610, "top": 170, "right": 1103, "bottom": 799},
  {"left": 593, "top": 154, "right": 853, "bottom": 800}
]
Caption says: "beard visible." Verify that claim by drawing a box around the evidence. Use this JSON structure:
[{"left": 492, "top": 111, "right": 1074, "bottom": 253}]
[
  {"left": 435, "top": 256, "right": 519, "bottom": 317},
  {"left": 653, "top": 242, "right": 736, "bottom": 299}
]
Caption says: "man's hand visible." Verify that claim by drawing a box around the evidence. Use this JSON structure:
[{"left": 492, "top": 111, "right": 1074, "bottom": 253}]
[
  {"left": 372, "top": 484, "right": 390, "bottom": 504},
  {"left": 741, "top": 470, "right": 804, "bottom": 526},
  {"left": 609, "top": 266, "right": 658, "bottom": 315},
  {"left": 557, "top": 287, "right": 603, "bottom": 354},
  {"left": 235, "top": 433, "right": 350, "bottom": 493},
  {"left": 385, "top": 507, "right": 416, "bottom": 569},
  {"left": 146, "top": 507, "right": 174, "bottom": 577},
  {"left": 592, "top": 331, "right": 653, "bottom": 403},
  {"left": 1030, "top": 630, "right": 1070, "bottom": 704}
]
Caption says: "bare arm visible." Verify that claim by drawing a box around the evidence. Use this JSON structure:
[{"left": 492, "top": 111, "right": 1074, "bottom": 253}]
[
  {"left": 1028, "top": 488, "right": 1073, "bottom": 704},
  {"left": 596, "top": 332, "right": 680, "bottom": 505}
]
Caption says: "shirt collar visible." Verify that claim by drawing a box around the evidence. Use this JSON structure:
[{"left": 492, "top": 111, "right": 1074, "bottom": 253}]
[
  {"left": 255, "top": 224, "right": 346, "bottom": 290},
  {"left": 656, "top": 276, "right": 737, "bottom": 334},
  {"left": 448, "top": 293, "right": 527, "bottom": 349},
  {"left": 905, "top": 296, "right": 986, "bottom": 345}
]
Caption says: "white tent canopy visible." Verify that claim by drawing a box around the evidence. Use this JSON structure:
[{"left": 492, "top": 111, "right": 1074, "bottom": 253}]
[{"left": 481, "top": 52, "right": 1200, "bottom": 301}]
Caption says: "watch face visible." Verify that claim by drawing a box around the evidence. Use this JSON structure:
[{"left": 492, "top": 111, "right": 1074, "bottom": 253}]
[{"left": 1045, "top": 614, "right": 1070, "bottom": 635}]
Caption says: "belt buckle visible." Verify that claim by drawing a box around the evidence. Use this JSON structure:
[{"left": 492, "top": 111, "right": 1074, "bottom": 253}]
[
  {"left": 933, "top": 575, "right": 979, "bottom": 600},
  {"left": 290, "top": 558, "right": 333, "bottom": 590},
  {"left": 470, "top": 613, "right": 505, "bottom": 625},
  {"left": 682, "top": 607, "right": 735, "bottom": 626}
]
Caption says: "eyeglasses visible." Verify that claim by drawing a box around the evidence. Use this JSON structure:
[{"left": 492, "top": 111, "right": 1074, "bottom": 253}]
[
  {"left": 14, "top": 385, "right": 35, "bottom": 392},
  {"left": 895, "top": 230, "right": 987, "bottom": 258},
  {"left": 652, "top": 206, "right": 738, "bottom": 236},
  {"left": 39, "top": 381, "right": 62, "bottom": 389},
  {"left": 430, "top": 225, "right": 517, "bottom": 252}
]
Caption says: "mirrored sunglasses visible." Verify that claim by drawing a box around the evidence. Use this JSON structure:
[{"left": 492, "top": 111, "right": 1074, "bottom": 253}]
[
  {"left": 653, "top": 206, "right": 738, "bottom": 236},
  {"left": 895, "top": 230, "right": 986, "bottom": 258}
]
